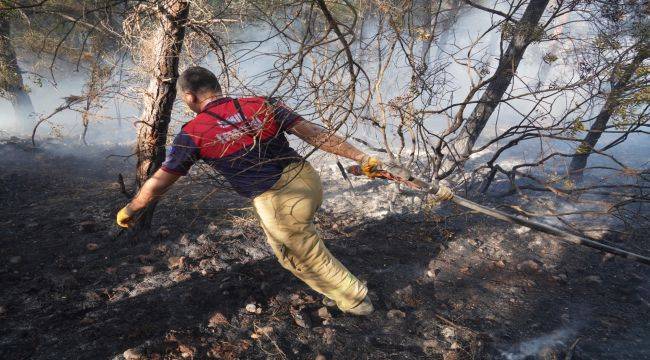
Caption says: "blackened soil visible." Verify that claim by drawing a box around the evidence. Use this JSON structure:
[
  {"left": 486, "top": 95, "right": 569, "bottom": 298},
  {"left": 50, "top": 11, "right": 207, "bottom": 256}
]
[{"left": 0, "top": 139, "right": 648, "bottom": 360}]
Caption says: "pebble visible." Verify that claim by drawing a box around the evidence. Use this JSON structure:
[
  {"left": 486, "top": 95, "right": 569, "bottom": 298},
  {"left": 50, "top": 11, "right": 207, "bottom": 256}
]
[
  {"left": 245, "top": 303, "right": 257, "bottom": 313},
  {"left": 251, "top": 325, "right": 273, "bottom": 339},
  {"left": 178, "top": 343, "right": 194, "bottom": 358},
  {"left": 9, "top": 256, "right": 21, "bottom": 264},
  {"left": 0, "top": 305, "right": 6, "bottom": 316},
  {"left": 207, "top": 222, "right": 219, "bottom": 234},
  {"left": 169, "top": 271, "right": 190, "bottom": 282},
  {"left": 441, "top": 327, "right": 455, "bottom": 340},
  {"left": 86, "top": 243, "right": 99, "bottom": 251},
  {"left": 178, "top": 234, "right": 191, "bottom": 246},
  {"left": 197, "top": 234, "right": 210, "bottom": 244},
  {"left": 516, "top": 259, "right": 541, "bottom": 273},
  {"left": 317, "top": 307, "right": 330, "bottom": 319},
  {"left": 168, "top": 256, "right": 185, "bottom": 269},
  {"left": 139, "top": 266, "right": 155, "bottom": 274},
  {"left": 422, "top": 339, "right": 440, "bottom": 350},
  {"left": 123, "top": 348, "right": 143, "bottom": 360},
  {"left": 79, "top": 316, "right": 95, "bottom": 325},
  {"left": 208, "top": 312, "right": 228, "bottom": 327},
  {"left": 552, "top": 273, "right": 568, "bottom": 283},
  {"left": 387, "top": 309, "right": 406, "bottom": 319}
]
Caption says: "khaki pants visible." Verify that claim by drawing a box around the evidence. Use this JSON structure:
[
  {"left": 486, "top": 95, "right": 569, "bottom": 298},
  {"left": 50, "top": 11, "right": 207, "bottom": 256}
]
[{"left": 253, "top": 162, "right": 368, "bottom": 310}]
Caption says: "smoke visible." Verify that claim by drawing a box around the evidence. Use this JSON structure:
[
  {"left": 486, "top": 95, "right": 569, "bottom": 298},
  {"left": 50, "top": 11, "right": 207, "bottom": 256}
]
[
  {"left": 500, "top": 326, "right": 577, "bottom": 360},
  {"left": 0, "top": 4, "right": 647, "bottom": 174}
]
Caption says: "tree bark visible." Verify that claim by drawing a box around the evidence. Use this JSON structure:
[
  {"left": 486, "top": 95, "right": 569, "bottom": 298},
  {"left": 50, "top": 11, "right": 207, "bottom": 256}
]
[
  {"left": 568, "top": 48, "right": 648, "bottom": 181},
  {"left": 0, "top": 15, "right": 35, "bottom": 129},
  {"left": 133, "top": 0, "right": 189, "bottom": 232},
  {"left": 439, "top": 0, "right": 550, "bottom": 176}
]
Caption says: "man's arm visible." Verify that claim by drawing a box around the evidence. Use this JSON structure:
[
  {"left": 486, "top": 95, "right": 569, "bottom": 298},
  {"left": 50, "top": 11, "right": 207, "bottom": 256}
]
[
  {"left": 288, "top": 120, "right": 366, "bottom": 163},
  {"left": 116, "top": 169, "right": 180, "bottom": 228}
]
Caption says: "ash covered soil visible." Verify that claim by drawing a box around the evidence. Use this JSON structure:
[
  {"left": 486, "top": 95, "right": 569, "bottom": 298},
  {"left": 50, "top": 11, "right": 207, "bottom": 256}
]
[{"left": 0, "top": 139, "right": 648, "bottom": 360}]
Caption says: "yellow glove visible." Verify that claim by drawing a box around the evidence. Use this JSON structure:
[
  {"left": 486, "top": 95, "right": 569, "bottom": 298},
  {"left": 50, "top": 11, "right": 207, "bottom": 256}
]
[
  {"left": 434, "top": 185, "right": 454, "bottom": 202},
  {"left": 359, "top": 155, "right": 382, "bottom": 178},
  {"left": 116, "top": 205, "right": 136, "bottom": 228}
]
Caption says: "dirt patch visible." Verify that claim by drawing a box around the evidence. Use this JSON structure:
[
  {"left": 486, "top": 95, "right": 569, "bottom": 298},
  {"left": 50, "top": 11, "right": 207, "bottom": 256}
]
[{"left": 0, "top": 140, "right": 648, "bottom": 359}]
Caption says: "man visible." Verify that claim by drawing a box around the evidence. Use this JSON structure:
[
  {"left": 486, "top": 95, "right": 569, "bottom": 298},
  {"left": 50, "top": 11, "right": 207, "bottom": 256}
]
[{"left": 117, "top": 66, "right": 452, "bottom": 316}]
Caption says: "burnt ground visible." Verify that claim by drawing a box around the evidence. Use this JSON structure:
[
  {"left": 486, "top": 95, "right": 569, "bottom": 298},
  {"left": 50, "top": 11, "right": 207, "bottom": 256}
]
[{"left": 0, "top": 139, "right": 648, "bottom": 360}]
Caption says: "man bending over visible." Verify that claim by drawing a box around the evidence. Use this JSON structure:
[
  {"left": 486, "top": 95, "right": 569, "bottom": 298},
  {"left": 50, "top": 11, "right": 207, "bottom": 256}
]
[{"left": 116, "top": 66, "right": 451, "bottom": 316}]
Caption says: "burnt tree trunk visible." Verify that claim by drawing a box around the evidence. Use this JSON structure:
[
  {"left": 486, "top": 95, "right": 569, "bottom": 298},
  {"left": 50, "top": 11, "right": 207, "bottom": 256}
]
[
  {"left": 0, "top": 16, "right": 35, "bottom": 128},
  {"left": 568, "top": 48, "right": 648, "bottom": 181},
  {"left": 133, "top": 0, "right": 189, "bottom": 232},
  {"left": 439, "top": 0, "right": 549, "bottom": 176}
]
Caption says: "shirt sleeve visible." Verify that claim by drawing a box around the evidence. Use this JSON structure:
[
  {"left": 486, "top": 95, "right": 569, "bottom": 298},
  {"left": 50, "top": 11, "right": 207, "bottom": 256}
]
[
  {"left": 268, "top": 98, "right": 303, "bottom": 131},
  {"left": 161, "top": 130, "right": 200, "bottom": 176}
]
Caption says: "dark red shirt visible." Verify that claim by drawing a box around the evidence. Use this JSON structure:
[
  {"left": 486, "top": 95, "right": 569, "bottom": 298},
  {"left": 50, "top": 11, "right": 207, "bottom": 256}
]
[{"left": 161, "top": 96, "right": 303, "bottom": 198}]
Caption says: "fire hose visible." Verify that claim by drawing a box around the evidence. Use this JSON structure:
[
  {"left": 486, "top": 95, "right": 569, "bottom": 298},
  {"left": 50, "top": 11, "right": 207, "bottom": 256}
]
[{"left": 347, "top": 164, "right": 650, "bottom": 266}]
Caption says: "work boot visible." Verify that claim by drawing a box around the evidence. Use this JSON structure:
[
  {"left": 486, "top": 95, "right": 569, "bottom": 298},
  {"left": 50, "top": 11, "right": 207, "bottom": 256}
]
[{"left": 343, "top": 296, "right": 374, "bottom": 316}]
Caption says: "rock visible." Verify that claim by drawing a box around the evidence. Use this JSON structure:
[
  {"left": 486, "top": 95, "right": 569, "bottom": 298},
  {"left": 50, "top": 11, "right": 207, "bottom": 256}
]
[
  {"left": 207, "top": 222, "right": 219, "bottom": 234},
  {"left": 315, "top": 354, "right": 327, "bottom": 360},
  {"left": 169, "top": 271, "right": 190, "bottom": 282},
  {"left": 245, "top": 303, "right": 258, "bottom": 313},
  {"left": 0, "top": 305, "right": 7, "bottom": 316},
  {"left": 393, "top": 285, "right": 416, "bottom": 307},
  {"left": 317, "top": 307, "right": 330, "bottom": 319},
  {"left": 9, "top": 256, "right": 21, "bottom": 264},
  {"left": 290, "top": 307, "right": 311, "bottom": 328},
  {"left": 139, "top": 266, "right": 155, "bottom": 275},
  {"left": 443, "top": 350, "right": 459, "bottom": 360},
  {"left": 178, "top": 234, "right": 191, "bottom": 246},
  {"left": 197, "top": 234, "right": 210, "bottom": 245},
  {"left": 187, "top": 246, "right": 203, "bottom": 260},
  {"left": 441, "top": 327, "right": 455, "bottom": 340},
  {"left": 422, "top": 339, "right": 441, "bottom": 351},
  {"left": 178, "top": 343, "right": 195, "bottom": 358},
  {"left": 251, "top": 325, "right": 273, "bottom": 339},
  {"left": 123, "top": 348, "right": 143, "bottom": 360},
  {"left": 168, "top": 256, "right": 185, "bottom": 269},
  {"left": 516, "top": 259, "right": 541, "bottom": 273},
  {"left": 552, "top": 273, "right": 568, "bottom": 283},
  {"left": 79, "top": 316, "right": 95, "bottom": 325},
  {"left": 208, "top": 312, "right": 228, "bottom": 327},
  {"left": 450, "top": 341, "right": 461, "bottom": 350},
  {"left": 79, "top": 220, "right": 96, "bottom": 233},
  {"left": 154, "top": 243, "right": 170, "bottom": 254},
  {"left": 494, "top": 260, "right": 506, "bottom": 269},
  {"left": 387, "top": 309, "right": 406, "bottom": 319},
  {"left": 86, "top": 243, "right": 99, "bottom": 251}
]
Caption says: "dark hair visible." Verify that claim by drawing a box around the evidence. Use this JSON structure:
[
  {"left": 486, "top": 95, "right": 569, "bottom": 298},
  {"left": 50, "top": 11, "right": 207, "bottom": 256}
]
[{"left": 177, "top": 66, "right": 221, "bottom": 94}]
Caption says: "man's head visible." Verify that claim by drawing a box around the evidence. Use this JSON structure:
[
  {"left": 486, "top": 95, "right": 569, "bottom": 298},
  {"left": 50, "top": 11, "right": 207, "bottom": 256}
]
[{"left": 177, "top": 66, "right": 222, "bottom": 113}]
